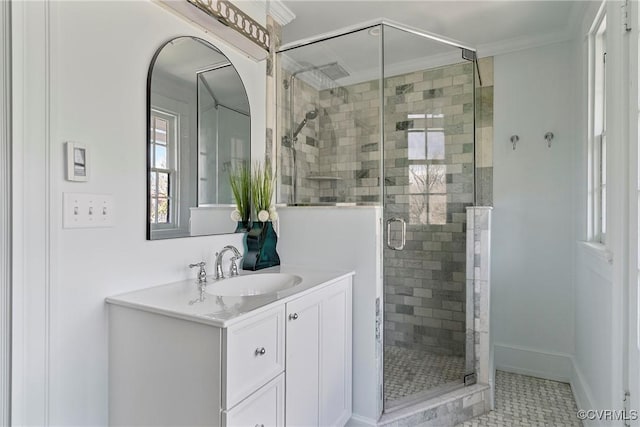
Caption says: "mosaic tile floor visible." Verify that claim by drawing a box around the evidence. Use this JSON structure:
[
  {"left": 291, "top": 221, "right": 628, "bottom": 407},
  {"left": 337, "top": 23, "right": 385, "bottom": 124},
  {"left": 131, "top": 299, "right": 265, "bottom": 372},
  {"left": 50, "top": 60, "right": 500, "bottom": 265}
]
[
  {"left": 384, "top": 345, "right": 465, "bottom": 403},
  {"left": 456, "top": 371, "right": 582, "bottom": 427}
]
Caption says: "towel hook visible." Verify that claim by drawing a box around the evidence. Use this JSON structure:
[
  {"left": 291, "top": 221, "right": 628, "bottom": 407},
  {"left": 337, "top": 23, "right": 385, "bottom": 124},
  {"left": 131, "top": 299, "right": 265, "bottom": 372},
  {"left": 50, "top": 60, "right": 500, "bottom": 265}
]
[
  {"left": 544, "top": 132, "right": 554, "bottom": 148},
  {"left": 510, "top": 135, "right": 519, "bottom": 150}
]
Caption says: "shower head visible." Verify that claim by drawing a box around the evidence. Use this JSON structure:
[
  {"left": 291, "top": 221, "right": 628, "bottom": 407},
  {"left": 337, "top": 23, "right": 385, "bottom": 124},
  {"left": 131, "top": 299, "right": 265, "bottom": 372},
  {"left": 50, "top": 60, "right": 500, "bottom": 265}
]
[
  {"left": 291, "top": 62, "right": 350, "bottom": 81},
  {"left": 292, "top": 109, "right": 318, "bottom": 139}
]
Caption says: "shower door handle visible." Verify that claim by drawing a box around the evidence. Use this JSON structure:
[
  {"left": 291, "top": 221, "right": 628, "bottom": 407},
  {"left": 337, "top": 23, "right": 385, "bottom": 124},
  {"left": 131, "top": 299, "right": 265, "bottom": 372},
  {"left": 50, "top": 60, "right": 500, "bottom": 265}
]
[{"left": 386, "top": 217, "right": 406, "bottom": 251}]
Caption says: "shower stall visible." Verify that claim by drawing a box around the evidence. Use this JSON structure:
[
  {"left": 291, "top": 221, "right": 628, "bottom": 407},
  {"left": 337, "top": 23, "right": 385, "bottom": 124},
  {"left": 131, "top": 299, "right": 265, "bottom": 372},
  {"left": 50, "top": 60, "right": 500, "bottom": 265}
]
[{"left": 276, "top": 20, "right": 484, "bottom": 417}]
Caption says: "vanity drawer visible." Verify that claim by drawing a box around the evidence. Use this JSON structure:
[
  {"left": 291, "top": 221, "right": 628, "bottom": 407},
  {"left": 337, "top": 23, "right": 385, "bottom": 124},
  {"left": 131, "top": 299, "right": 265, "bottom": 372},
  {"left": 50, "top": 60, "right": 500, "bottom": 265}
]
[
  {"left": 223, "top": 305, "right": 285, "bottom": 409},
  {"left": 222, "top": 373, "right": 284, "bottom": 427}
]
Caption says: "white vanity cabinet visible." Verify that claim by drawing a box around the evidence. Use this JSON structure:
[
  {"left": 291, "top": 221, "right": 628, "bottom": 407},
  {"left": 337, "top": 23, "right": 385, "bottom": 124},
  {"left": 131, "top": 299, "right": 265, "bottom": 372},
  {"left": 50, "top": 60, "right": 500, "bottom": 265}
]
[
  {"left": 108, "top": 272, "right": 352, "bottom": 427},
  {"left": 286, "top": 278, "right": 352, "bottom": 427}
]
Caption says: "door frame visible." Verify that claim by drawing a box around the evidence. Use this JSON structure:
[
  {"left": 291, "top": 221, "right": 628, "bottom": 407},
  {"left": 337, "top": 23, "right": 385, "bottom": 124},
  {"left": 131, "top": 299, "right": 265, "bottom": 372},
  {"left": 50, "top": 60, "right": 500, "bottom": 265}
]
[
  {"left": 0, "top": 0, "right": 12, "bottom": 424},
  {"left": 626, "top": 0, "right": 640, "bottom": 423}
]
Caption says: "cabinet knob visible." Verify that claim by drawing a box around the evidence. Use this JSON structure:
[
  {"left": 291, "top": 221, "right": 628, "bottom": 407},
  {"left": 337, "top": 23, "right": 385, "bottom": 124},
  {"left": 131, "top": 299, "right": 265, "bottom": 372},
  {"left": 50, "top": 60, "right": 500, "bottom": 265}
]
[
  {"left": 255, "top": 424, "right": 264, "bottom": 427},
  {"left": 255, "top": 347, "right": 266, "bottom": 356},
  {"left": 289, "top": 313, "right": 299, "bottom": 320}
]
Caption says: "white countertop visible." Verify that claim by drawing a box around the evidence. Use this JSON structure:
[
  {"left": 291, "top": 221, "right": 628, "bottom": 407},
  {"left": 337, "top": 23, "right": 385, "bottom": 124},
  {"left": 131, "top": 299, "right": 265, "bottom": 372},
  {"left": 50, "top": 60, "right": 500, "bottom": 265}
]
[{"left": 105, "top": 265, "right": 354, "bottom": 328}]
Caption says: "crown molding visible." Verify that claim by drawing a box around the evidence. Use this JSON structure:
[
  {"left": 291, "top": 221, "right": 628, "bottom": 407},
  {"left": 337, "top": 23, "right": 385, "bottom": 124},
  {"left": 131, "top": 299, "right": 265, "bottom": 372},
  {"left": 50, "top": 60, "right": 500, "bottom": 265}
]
[
  {"left": 476, "top": 2, "right": 588, "bottom": 58},
  {"left": 476, "top": 28, "right": 573, "bottom": 59},
  {"left": 567, "top": 0, "right": 588, "bottom": 40},
  {"left": 267, "top": 0, "right": 295, "bottom": 26}
]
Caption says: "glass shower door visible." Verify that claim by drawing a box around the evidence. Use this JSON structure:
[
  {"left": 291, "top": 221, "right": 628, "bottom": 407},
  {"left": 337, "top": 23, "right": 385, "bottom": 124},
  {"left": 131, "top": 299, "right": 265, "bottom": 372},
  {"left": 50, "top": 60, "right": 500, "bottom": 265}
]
[{"left": 382, "top": 24, "right": 476, "bottom": 410}]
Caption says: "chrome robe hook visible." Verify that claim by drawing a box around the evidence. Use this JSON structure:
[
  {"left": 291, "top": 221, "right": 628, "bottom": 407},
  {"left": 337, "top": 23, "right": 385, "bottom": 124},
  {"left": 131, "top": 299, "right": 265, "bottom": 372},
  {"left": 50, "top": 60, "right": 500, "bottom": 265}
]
[{"left": 510, "top": 135, "right": 519, "bottom": 150}]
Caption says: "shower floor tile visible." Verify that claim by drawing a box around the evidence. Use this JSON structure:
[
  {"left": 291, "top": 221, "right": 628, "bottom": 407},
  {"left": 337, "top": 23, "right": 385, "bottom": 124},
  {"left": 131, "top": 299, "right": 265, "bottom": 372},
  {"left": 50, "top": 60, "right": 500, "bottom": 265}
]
[
  {"left": 384, "top": 345, "right": 465, "bottom": 403},
  {"left": 456, "top": 371, "right": 582, "bottom": 427}
]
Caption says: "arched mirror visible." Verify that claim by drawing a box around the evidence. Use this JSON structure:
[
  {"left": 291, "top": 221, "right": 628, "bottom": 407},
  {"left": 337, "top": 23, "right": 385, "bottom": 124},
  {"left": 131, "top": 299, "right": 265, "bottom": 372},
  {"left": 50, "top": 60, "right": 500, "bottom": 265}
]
[{"left": 147, "top": 36, "right": 251, "bottom": 240}]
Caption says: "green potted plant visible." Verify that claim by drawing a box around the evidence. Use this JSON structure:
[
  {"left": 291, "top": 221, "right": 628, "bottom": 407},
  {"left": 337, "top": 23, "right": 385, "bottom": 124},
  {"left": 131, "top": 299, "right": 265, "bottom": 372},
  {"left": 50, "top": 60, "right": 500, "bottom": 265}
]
[
  {"left": 228, "top": 163, "right": 251, "bottom": 232},
  {"left": 251, "top": 161, "right": 278, "bottom": 223},
  {"left": 243, "top": 162, "right": 280, "bottom": 270}
]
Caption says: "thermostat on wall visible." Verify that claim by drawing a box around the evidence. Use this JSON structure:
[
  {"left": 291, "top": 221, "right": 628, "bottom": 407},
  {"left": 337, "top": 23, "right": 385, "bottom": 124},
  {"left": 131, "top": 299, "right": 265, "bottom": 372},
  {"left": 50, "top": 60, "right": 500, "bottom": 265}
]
[{"left": 65, "top": 142, "right": 88, "bottom": 182}]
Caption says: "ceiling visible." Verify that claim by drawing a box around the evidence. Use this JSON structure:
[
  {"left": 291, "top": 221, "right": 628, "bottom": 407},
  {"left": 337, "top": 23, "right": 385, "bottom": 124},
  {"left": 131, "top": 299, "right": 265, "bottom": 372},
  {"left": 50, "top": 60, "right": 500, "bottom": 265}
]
[{"left": 280, "top": 1, "right": 588, "bottom": 56}]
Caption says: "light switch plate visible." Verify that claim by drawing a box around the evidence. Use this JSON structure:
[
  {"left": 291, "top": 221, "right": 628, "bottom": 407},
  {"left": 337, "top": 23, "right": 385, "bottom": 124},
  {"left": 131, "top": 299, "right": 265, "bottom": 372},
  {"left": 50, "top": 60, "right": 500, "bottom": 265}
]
[{"left": 63, "top": 193, "right": 114, "bottom": 228}]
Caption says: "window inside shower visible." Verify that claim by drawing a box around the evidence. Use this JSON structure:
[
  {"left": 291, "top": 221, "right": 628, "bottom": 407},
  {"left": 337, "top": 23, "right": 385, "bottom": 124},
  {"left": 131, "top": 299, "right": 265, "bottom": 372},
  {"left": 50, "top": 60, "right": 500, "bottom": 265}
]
[{"left": 276, "top": 23, "right": 477, "bottom": 411}]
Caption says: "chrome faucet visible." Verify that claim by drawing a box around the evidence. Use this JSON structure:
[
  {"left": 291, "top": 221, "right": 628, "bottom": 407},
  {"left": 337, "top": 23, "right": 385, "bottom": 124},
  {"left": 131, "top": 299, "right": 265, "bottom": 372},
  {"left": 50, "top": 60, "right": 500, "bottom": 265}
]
[
  {"left": 189, "top": 262, "right": 207, "bottom": 286},
  {"left": 214, "top": 245, "right": 242, "bottom": 280}
]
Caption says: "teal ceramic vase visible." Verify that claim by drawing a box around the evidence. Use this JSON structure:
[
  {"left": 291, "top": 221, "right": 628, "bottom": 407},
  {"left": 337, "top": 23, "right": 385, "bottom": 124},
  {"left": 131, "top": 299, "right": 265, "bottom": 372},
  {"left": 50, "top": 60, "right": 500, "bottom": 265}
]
[
  {"left": 242, "top": 221, "right": 280, "bottom": 271},
  {"left": 234, "top": 220, "right": 251, "bottom": 233}
]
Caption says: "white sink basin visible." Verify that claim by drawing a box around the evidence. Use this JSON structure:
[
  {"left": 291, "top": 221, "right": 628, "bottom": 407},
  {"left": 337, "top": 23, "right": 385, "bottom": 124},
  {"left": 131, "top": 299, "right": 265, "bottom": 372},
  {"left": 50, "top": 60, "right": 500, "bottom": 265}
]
[{"left": 205, "top": 273, "right": 303, "bottom": 297}]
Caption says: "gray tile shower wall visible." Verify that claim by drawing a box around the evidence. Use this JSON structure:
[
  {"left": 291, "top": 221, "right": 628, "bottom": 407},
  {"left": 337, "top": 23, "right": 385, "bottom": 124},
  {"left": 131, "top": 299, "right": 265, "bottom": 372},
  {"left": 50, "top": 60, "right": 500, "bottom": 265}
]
[
  {"left": 466, "top": 207, "right": 492, "bottom": 387},
  {"left": 316, "top": 80, "right": 382, "bottom": 204},
  {"left": 381, "top": 58, "right": 494, "bottom": 357},
  {"left": 383, "top": 62, "right": 475, "bottom": 356},
  {"left": 277, "top": 58, "right": 494, "bottom": 357},
  {"left": 265, "top": 16, "right": 282, "bottom": 168},
  {"left": 475, "top": 57, "right": 494, "bottom": 206},
  {"left": 278, "top": 73, "right": 322, "bottom": 204},
  {"left": 278, "top": 67, "right": 383, "bottom": 205}
]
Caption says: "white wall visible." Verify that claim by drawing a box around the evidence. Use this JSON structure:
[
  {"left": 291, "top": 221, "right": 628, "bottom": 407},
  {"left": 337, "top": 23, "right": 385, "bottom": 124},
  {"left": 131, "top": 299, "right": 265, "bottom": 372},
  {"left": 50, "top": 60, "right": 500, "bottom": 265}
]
[
  {"left": 492, "top": 4, "right": 629, "bottom": 419},
  {"left": 571, "top": 1, "right": 626, "bottom": 421},
  {"left": 492, "top": 40, "right": 578, "bottom": 380},
  {"left": 277, "top": 207, "right": 383, "bottom": 424},
  {"left": 11, "top": 1, "right": 265, "bottom": 425},
  {"left": 574, "top": 245, "right": 616, "bottom": 417}
]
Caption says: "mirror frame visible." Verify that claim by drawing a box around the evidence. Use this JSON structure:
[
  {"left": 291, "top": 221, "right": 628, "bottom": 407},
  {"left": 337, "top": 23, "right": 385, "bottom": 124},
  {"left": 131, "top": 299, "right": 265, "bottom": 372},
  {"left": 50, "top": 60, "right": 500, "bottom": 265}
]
[{"left": 146, "top": 36, "right": 251, "bottom": 240}]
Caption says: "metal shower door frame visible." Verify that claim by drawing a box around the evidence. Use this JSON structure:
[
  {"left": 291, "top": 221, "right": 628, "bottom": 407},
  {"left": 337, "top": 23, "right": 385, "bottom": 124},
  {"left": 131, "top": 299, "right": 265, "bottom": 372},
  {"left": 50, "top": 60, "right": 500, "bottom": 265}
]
[{"left": 276, "top": 19, "right": 478, "bottom": 419}]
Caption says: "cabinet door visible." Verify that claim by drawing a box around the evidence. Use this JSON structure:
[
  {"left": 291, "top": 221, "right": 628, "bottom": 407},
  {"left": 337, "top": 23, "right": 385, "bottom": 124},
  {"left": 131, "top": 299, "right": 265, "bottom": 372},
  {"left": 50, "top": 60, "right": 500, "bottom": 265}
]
[
  {"left": 286, "top": 277, "right": 352, "bottom": 427},
  {"left": 319, "top": 280, "right": 352, "bottom": 427},
  {"left": 285, "top": 289, "right": 322, "bottom": 427},
  {"left": 223, "top": 373, "right": 284, "bottom": 427}
]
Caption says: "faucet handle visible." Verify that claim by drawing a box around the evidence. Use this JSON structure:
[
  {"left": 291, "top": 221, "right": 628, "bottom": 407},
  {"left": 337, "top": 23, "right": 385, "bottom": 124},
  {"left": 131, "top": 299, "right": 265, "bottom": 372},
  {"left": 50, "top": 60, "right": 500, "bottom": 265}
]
[
  {"left": 189, "top": 262, "right": 207, "bottom": 285},
  {"left": 229, "top": 256, "right": 242, "bottom": 277}
]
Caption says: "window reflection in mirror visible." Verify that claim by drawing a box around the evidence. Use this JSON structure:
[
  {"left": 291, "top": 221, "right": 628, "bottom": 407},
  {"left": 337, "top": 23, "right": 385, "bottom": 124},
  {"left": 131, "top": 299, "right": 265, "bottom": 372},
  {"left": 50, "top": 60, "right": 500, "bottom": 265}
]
[{"left": 147, "top": 37, "right": 251, "bottom": 240}]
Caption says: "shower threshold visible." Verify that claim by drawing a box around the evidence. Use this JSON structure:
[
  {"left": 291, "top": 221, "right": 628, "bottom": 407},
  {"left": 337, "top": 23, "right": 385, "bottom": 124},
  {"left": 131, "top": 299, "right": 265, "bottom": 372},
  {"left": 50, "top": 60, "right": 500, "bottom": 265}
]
[
  {"left": 380, "top": 345, "right": 489, "bottom": 426},
  {"left": 378, "top": 383, "right": 490, "bottom": 427},
  {"left": 384, "top": 381, "right": 464, "bottom": 413}
]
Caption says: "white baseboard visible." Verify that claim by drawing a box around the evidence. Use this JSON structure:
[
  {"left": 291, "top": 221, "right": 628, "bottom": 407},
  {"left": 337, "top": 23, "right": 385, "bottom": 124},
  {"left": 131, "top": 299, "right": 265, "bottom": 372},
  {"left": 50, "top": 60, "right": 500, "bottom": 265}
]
[
  {"left": 494, "top": 342, "right": 574, "bottom": 382},
  {"left": 347, "top": 414, "right": 378, "bottom": 426}
]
